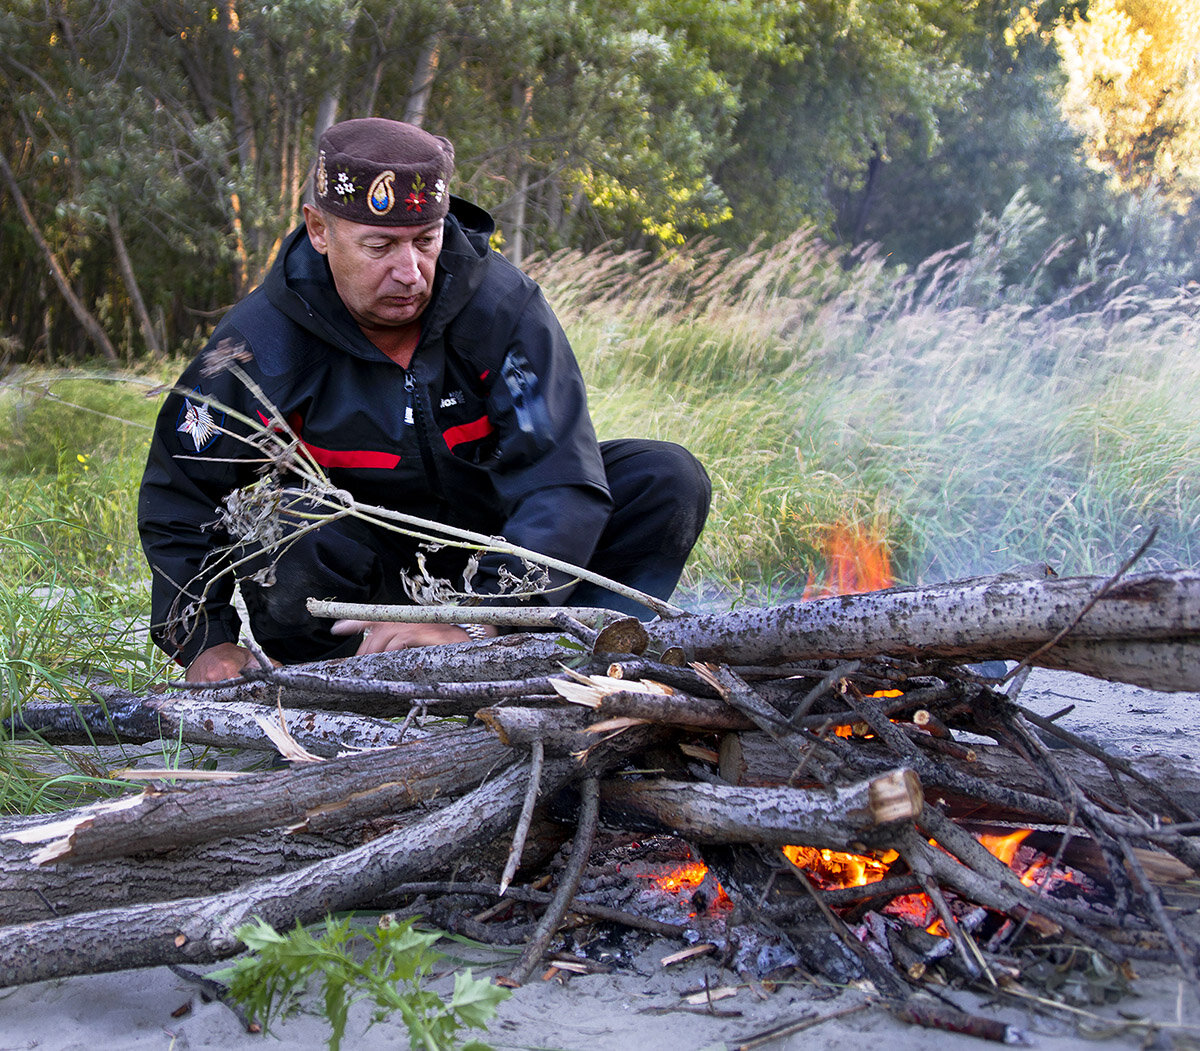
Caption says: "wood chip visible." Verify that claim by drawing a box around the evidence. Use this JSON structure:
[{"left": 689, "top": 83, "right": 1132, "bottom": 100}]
[
  {"left": 661, "top": 943, "right": 716, "bottom": 967},
  {"left": 683, "top": 985, "right": 739, "bottom": 1006}
]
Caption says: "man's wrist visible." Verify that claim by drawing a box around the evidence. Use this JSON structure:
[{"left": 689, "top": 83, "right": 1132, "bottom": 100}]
[{"left": 456, "top": 623, "right": 490, "bottom": 640}]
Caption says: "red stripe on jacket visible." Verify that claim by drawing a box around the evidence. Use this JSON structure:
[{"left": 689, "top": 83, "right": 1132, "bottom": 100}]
[
  {"left": 256, "top": 411, "right": 402, "bottom": 470},
  {"left": 442, "top": 415, "right": 494, "bottom": 452}
]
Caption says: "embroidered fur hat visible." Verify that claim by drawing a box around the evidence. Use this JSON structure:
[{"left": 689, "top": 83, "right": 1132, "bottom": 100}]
[{"left": 315, "top": 118, "right": 455, "bottom": 226}]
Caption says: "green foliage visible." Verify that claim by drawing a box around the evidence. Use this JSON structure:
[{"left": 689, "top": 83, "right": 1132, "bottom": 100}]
[
  {"left": 714, "top": 0, "right": 974, "bottom": 243},
  {"left": 210, "top": 915, "right": 509, "bottom": 1051},
  {"left": 0, "top": 526, "right": 164, "bottom": 813},
  {"left": 7, "top": 0, "right": 1154, "bottom": 366},
  {"left": 0, "top": 369, "right": 169, "bottom": 813}
]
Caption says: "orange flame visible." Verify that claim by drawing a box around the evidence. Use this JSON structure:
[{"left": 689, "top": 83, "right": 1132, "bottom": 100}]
[
  {"left": 782, "top": 828, "right": 1050, "bottom": 935},
  {"left": 804, "top": 523, "right": 893, "bottom": 599},
  {"left": 977, "top": 828, "right": 1033, "bottom": 868},
  {"left": 781, "top": 845, "right": 899, "bottom": 888}
]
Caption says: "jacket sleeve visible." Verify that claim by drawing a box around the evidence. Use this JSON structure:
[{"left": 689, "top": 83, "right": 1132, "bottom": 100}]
[
  {"left": 137, "top": 344, "right": 263, "bottom": 666},
  {"left": 466, "top": 282, "right": 613, "bottom": 602}
]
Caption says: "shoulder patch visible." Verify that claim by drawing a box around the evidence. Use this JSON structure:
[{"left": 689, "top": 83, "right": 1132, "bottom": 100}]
[{"left": 176, "top": 391, "right": 224, "bottom": 452}]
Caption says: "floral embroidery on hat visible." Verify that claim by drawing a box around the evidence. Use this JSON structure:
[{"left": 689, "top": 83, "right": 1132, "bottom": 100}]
[
  {"left": 333, "top": 170, "right": 356, "bottom": 202},
  {"left": 432, "top": 178, "right": 446, "bottom": 202},
  {"left": 406, "top": 173, "right": 428, "bottom": 213}
]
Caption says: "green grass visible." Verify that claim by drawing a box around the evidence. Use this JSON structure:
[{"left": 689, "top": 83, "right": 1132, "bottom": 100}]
[{"left": 0, "top": 369, "right": 172, "bottom": 813}]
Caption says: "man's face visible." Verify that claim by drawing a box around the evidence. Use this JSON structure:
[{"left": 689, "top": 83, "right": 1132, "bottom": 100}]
[{"left": 304, "top": 205, "right": 443, "bottom": 331}]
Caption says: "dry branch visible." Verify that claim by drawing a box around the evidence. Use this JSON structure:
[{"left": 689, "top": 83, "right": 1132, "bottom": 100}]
[
  {"left": 0, "top": 827, "right": 344, "bottom": 926},
  {"left": 5, "top": 563, "right": 1200, "bottom": 1011},
  {"left": 8, "top": 690, "right": 427, "bottom": 754},
  {"left": 0, "top": 759, "right": 558, "bottom": 987},
  {"left": 720, "top": 732, "right": 1200, "bottom": 823}
]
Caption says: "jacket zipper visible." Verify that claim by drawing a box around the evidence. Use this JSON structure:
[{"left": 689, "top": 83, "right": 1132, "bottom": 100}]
[{"left": 405, "top": 370, "right": 443, "bottom": 499}]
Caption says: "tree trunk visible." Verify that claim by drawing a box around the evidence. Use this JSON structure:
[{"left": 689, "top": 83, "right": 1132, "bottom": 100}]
[
  {"left": 403, "top": 33, "right": 441, "bottom": 127},
  {"left": 106, "top": 206, "right": 163, "bottom": 358},
  {"left": 719, "top": 730, "right": 1200, "bottom": 823},
  {"left": 0, "top": 827, "right": 344, "bottom": 926},
  {"left": 6, "top": 727, "right": 511, "bottom": 866},
  {"left": 0, "top": 144, "right": 118, "bottom": 361},
  {"left": 0, "top": 759, "right": 560, "bottom": 987},
  {"left": 9, "top": 690, "right": 428, "bottom": 754}
]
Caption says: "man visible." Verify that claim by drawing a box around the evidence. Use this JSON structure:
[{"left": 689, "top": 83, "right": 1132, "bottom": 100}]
[{"left": 139, "top": 117, "right": 710, "bottom": 684}]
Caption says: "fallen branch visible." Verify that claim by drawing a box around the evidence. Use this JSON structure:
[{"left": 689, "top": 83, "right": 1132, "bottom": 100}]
[
  {"left": 0, "top": 759, "right": 560, "bottom": 986},
  {"left": 499, "top": 740, "right": 544, "bottom": 895},
  {"left": 7, "top": 689, "right": 427, "bottom": 754},
  {"left": 504, "top": 775, "right": 600, "bottom": 986},
  {"left": 5, "top": 727, "right": 513, "bottom": 865}
]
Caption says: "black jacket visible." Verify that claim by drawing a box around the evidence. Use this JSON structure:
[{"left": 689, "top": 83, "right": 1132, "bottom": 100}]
[{"left": 139, "top": 197, "right": 610, "bottom": 665}]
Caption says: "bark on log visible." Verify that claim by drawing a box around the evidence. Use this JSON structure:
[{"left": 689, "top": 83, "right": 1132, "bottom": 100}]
[
  {"left": 474, "top": 706, "right": 593, "bottom": 752},
  {"left": 0, "top": 710, "right": 663, "bottom": 987},
  {"left": 599, "top": 771, "right": 923, "bottom": 852},
  {"left": 568, "top": 688, "right": 755, "bottom": 731},
  {"left": 0, "top": 828, "right": 346, "bottom": 925},
  {"left": 134, "top": 636, "right": 579, "bottom": 715},
  {"left": 5, "top": 726, "right": 512, "bottom": 865},
  {"left": 646, "top": 570, "right": 1200, "bottom": 692},
  {"left": 7, "top": 691, "right": 427, "bottom": 755}
]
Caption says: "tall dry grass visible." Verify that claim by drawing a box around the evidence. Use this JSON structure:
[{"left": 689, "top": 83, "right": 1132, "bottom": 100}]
[{"left": 531, "top": 226, "right": 1200, "bottom": 599}]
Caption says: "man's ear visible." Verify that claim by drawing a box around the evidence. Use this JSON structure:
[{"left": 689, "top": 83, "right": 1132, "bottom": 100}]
[{"left": 303, "top": 204, "right": 330, "bottom": 255}]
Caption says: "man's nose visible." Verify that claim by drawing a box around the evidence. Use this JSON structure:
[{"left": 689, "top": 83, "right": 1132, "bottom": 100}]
[{"left": 389, "top": 245, "right": 421, "bottom": 285}]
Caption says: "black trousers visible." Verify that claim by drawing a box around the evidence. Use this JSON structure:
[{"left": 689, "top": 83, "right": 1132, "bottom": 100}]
[{"left": 239, "top": 439, "right": 710, "bottom": 663}]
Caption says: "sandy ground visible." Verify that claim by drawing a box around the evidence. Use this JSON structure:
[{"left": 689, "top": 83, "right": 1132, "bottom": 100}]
[{"left": 2, "top": 667, "right": 1199, "bottom": 1051}]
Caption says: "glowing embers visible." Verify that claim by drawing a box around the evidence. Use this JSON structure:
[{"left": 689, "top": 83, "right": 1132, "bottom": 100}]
[
  {"left": 783, "top": 828, "right": 1086, "bottom": 937},
  {"left": 649, "top": 860, "right": 709, "bottom": 894},
  {"left": 632, "top": 856, "right": 733, "bottom": 923}
]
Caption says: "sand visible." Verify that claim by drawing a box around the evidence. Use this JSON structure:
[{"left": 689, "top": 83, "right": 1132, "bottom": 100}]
[{"left": 2, "top": 668, "right": 1199, "bottom": 1051}]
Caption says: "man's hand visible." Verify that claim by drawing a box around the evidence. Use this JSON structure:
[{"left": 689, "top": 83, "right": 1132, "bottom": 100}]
[
  {"left": 331, "top": 619, "right": 497, "bottom": 656},
  {"left": 186, "top": 642, "right": 256, "bottom": 683}
]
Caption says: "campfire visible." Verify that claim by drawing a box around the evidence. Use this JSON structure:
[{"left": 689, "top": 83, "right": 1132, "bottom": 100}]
[{"left": 3, "top": 551, "right": 1200, "bottom": 1043}]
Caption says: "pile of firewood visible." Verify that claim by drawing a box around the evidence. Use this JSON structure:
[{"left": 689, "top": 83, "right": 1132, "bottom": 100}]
[{"left": 2, "top": 567, "right": 1200, "bottom": 1035}]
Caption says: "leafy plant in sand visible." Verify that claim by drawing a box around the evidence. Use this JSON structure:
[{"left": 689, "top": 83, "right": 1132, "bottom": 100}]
[{"left": 210, "top": 914, "right": 508, "bottom": 1051}]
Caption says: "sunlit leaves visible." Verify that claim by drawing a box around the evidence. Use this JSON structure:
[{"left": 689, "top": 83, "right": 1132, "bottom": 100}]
[{"left": 1056, "top": 0, "right": 1200, "bottom": 203}]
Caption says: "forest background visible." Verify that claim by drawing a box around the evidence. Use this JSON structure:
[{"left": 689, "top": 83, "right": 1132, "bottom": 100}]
[{"left": 0, "top": 0, "right": 1199, "bottom": 737}]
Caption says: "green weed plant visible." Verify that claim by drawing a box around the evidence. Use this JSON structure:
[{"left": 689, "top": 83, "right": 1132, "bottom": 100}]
[{"left": 210, "top": 914, "right": 509, "bottom": 1051}]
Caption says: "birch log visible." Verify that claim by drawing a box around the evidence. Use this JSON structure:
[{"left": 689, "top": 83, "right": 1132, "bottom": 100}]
[{"left": 646, "top": 570, "right": 1200, "bottom": 691}]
